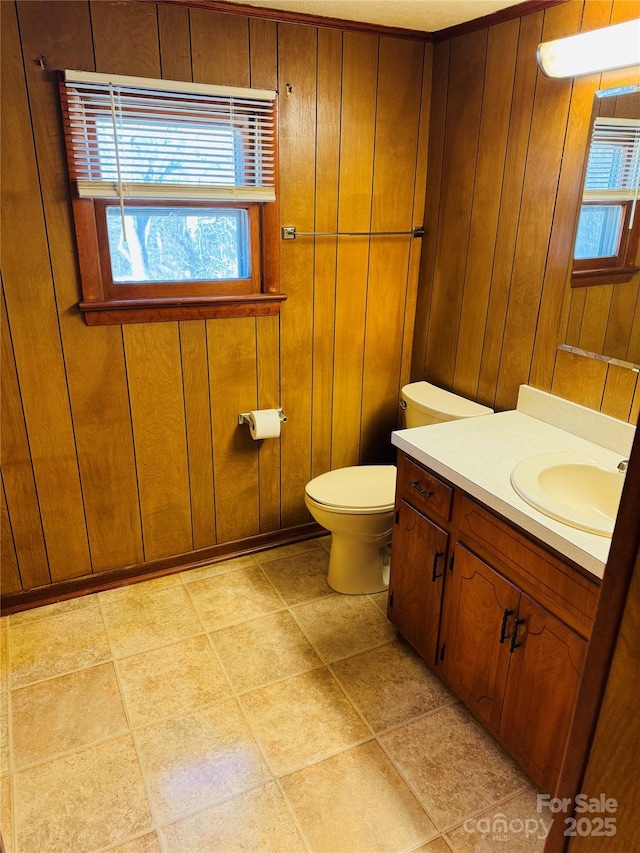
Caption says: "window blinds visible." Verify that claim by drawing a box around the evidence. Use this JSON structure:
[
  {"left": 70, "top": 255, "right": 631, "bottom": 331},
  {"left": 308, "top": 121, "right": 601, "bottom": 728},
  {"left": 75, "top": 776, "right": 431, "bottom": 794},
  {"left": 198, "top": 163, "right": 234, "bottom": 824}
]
[
  {"left": 583, "top": 117, "right": 640, "bottom": 215},
  {"left": 60, "top": 70, "right": 277, "bottom": 202}
]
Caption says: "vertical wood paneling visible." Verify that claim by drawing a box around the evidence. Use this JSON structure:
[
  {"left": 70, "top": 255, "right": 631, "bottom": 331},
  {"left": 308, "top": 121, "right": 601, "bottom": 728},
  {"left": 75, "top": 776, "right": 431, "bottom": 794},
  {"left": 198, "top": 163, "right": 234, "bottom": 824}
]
[
  {"left": 477, "top": 12, "right": 542, "bottom": 405},
  {"left": 208, "top": 318, "right": 259, "bottom": 542},
  {"left": 452, "top": 19, "right": 518, "bottom": 401},
  {"left": 1, "top": 481, "right": 21, "bottom": 594},
  {"left": 400, "top": 45, "right": 432, "bottom": 393},
  {"left": 362, "top": 37, "right": 424, "bottom": 462},
  {"left": 419, "top": 0, "right": 637, "bottom": 424},
  {"left": 494, "top": 2, "right": 582, "bottom": 412},
  {"left": 331, "top": 32, "right": 378, "bottom": 470},
  {"left": 18, "top": 0, "right": 145, "bottom": 573},
  {"left": 0, "top": 289, "right": 49, "bottom": 589},
  {"left": 1, "top": 2, "right": 91, "bottom": 580},
  {"left": 124, "top": 324, "right": 192, "bottom": 560},
  {"left": 312, "top": 26, "right": 342, "bottom": 479},
  {"left": 411, "top": 39, "right": 449, "bottom": 382},
  {"left": 279, "top": 22, "right": 317, "bottom": 525},
  {"left": 191, "top": 10, "right": 250, "bottom": 85},
  {"left": 90, "top": 0, "right": 161, "bottom": 76},
  {"left": 180, "top": 322, "right": 216, "bottom": 549},
  {"left": 251, "top": 18, "right": 281, "bottom": 533},
  {"left": 158, "top": 3, "right": 191, "bottom": 79},
  {"left": 425, "top": 29, "right": 487, "bottom": 391},
  {"left": 529, "top": 1, "right": 614, "bottom": 393}
]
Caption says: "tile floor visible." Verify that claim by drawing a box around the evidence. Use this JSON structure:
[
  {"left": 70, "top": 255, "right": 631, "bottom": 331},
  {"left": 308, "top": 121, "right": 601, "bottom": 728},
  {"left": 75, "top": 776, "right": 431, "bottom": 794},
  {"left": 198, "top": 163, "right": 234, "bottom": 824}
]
[{"left": 0, "top": 537, "right": 550, "bottom": 853}]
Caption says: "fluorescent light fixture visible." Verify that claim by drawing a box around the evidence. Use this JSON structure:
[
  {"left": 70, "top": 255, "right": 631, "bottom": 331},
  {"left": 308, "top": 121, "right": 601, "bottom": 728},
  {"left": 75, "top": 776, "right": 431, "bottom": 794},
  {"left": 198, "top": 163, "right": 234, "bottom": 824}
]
[{"left": 537, "top": 18, "right": 640, "bottom": 79}]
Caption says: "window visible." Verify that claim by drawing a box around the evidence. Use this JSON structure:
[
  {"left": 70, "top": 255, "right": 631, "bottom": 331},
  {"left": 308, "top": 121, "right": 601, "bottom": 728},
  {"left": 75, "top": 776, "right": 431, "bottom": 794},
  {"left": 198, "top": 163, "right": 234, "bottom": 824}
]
[
  {"left": 572, "top": 116, "right": 640, "bottom": 287},
  {"left": 60, "top": 70, "right": 283, "bottom": 324}
]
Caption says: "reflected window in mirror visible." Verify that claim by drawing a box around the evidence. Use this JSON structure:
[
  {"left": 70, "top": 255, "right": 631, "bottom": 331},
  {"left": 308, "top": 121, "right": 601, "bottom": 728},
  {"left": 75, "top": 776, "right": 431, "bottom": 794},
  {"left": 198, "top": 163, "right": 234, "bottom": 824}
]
[{"left": 572, "top": 87, "right": 640, "bottom": 288}]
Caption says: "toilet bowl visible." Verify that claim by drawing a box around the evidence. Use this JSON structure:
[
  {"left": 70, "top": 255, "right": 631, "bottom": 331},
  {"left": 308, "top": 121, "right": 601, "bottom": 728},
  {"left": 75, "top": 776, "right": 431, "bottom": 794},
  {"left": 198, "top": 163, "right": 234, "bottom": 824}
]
[
  {"left": 305, "top": 466, "right": 396, "bottom": 594},
  {"left": 305, "top": 382, "right": 493, "bottom": 595}
]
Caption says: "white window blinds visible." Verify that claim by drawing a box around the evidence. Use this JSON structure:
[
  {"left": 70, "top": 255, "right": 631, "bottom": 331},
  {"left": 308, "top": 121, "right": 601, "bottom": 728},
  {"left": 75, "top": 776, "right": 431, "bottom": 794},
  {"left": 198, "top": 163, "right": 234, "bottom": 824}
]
[
  {"left": 60, "top": 70, "right": 277, "bottom": 202},
  {"left": 583, "top": 117, "right": 640, "bottom": 211}
]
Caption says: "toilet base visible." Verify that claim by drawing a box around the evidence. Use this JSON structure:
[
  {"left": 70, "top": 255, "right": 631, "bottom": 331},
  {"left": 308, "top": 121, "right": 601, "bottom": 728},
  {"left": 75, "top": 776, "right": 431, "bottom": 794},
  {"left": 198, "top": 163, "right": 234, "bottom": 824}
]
[{"left": 326, "top": 532, "right": 391, "bottom": 595}]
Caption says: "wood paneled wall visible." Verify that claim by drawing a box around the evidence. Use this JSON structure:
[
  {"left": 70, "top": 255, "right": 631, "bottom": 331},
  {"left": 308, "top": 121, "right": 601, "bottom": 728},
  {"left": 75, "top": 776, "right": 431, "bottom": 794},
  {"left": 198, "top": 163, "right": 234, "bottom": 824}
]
[
  {"left": 0, "top": 1, "right": 431, "bottom": 598},
  {"left": 412, "top": 0, "right": 640, "bottom": 424}
]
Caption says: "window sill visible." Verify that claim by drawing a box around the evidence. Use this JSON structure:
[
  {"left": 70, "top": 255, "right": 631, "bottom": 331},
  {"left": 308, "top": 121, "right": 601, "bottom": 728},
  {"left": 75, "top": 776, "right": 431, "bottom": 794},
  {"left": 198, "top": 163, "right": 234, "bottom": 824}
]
[
  {"left": 571, "top": 265, "right": 640, "bottom": 288},
  {"left": 79, "top": 293, "right": 287, "bottom": 325}
]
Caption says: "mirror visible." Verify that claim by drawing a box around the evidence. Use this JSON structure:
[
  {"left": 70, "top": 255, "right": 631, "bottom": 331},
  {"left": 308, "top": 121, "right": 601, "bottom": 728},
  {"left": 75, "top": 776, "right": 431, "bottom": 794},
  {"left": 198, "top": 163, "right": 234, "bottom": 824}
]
[{"left": 559, "top": 84, "right": 640, "bottom": 369}]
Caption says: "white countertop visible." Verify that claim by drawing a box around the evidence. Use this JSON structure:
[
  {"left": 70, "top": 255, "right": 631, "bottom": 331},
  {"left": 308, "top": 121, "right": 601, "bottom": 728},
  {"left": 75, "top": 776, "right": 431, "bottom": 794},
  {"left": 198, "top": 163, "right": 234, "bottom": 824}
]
[{"left": 392, "top": 409, "right": 629, "bottom": 580}]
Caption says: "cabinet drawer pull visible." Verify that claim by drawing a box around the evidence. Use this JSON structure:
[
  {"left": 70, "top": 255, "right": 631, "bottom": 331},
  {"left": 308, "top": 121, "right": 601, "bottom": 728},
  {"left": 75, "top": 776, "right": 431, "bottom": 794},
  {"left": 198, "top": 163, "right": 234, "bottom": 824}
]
[
  {"left": 432, "top": 550, "right": 445, "bottom": 581},
  {"left": 509, "top": 618, "right": 525, "bottom": 653},
  {"left": 409, "top": 481, "right": 434, "bottom": 499},
  {"left": 499, "top": 608, "right": 514, "bottom": 644}
]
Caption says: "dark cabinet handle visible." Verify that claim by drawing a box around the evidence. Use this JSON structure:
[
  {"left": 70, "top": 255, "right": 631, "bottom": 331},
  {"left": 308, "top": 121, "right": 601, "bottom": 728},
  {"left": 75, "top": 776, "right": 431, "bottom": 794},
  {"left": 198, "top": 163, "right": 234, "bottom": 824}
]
[
  {"left": 509, "top": 618, "right": 525, "bottom": 653},
  {"left": 409, "top": 480, "right": 434, "bottom": 499},
  {"left": 499, "top": 608, "right": 514, "bottom": 644},
  {"left": 432, "top": 550, "right": 445, "bottom": 581}
]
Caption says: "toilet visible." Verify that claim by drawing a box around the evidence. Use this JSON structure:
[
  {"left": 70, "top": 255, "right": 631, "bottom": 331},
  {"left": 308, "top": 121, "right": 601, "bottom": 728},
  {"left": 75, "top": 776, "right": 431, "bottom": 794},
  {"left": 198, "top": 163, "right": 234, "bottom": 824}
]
[{"left": 304, "top": 382, "right": 494, "bottom": 594}]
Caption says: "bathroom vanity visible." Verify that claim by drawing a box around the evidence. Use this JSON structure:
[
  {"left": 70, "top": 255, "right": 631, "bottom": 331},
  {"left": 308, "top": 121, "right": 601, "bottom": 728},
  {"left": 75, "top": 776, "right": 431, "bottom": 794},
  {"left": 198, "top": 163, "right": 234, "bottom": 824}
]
[{"left": 388, "top": 387, "right": 633, "bottom": 794}]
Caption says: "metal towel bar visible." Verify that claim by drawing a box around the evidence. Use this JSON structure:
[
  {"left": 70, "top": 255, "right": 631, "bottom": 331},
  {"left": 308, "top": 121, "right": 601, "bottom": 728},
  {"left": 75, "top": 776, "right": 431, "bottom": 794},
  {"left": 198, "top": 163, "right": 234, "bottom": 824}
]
[{"left": 281, "top": 225, "right": 424, "bottom": 240}]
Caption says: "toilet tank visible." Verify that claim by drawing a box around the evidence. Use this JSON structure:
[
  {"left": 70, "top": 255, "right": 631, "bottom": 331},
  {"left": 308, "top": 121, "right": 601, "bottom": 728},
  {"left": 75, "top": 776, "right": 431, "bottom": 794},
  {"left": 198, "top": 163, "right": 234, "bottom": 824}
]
[{"left": 401, "top": 381, "right": 493, "bottom": 428}]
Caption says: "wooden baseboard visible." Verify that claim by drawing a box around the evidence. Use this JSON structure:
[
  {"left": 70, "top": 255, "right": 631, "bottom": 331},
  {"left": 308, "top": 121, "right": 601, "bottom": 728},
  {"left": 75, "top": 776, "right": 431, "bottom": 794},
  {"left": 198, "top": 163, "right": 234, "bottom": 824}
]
[{"left": 0, "top": 523, "right": 324, "bottom": 616}]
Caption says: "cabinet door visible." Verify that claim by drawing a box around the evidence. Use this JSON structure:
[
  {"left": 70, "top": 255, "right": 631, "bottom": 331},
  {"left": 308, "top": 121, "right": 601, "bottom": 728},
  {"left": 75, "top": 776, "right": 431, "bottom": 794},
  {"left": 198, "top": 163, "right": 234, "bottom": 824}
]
[
  {"left": 441, "top": 546, "right": 520, "bottom": 734},
  {"left": 500, "top": 593, "right": 587, "bottom": 793},
  {"left": 388, "top": 500, "right": 448, "bottom": 665}
]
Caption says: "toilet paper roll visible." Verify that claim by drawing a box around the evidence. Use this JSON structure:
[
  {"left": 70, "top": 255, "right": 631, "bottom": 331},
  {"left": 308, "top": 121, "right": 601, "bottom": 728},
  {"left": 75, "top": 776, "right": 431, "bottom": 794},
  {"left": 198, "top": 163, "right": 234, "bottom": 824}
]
[{"left": 248, "top": 409, "right": 281, "bottom": 439}]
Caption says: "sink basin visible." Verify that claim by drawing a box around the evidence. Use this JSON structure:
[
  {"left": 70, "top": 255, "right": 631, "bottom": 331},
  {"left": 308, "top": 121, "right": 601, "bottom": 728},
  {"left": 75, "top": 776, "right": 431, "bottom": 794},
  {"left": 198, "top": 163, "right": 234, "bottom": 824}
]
[{"left": 510, "top": 451, "right": 624, "bottom": 537}]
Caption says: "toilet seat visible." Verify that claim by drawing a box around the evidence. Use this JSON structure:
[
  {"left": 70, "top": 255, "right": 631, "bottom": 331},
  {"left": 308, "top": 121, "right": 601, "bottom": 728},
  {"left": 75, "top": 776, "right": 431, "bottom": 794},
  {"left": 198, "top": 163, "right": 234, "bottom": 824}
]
[{"left": 305, "top": 465, "right": 396, "bottom": 513}]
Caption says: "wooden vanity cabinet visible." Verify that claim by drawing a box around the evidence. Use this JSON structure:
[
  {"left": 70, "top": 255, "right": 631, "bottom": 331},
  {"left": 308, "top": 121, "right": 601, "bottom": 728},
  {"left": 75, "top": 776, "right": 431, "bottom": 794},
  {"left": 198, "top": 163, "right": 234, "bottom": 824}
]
[
  {"left": 388, "top": 451, "right": 600, "bottom": 793},
  {"left": 387, "top": 453, "right": 452, "bottom": 665}
]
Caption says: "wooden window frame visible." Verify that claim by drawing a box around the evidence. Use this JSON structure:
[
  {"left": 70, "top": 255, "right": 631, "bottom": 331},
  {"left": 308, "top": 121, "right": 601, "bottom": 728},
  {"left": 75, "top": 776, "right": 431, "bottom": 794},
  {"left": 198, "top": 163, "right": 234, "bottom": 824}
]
[
  {"left": 60, "top": 70, "right": 284, "bottom": 324},
  {"left": 571, "top": 199, "right": 640, "bottom": 288},
  {"left": 73, "top": 197, "right": 283, "bottom": 324}
]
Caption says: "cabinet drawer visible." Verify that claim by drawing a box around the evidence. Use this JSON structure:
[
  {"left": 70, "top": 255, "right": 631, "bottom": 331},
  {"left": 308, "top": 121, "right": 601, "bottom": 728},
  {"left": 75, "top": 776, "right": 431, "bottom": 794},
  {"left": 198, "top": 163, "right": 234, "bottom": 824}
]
[
  {"left": 457, "top": 495, "right": 600, "bottom": 639},
  {"left": 397, "top": 453, "right": 453, "bottom": 523}
]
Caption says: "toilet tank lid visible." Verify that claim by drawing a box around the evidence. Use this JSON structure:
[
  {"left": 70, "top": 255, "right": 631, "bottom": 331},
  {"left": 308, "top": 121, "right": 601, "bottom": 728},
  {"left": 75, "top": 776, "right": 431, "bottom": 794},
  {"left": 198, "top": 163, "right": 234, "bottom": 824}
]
[
  {"left": 401, "top": 382, "right": 494, "bottom": 419},
  {"left": 305, "top": 465, "right": 396, "bottom": 510}
]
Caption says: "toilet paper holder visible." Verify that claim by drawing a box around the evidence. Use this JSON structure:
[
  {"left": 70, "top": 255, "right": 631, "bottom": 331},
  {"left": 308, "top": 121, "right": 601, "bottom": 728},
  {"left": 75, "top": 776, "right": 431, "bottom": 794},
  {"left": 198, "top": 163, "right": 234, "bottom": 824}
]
[{"left": 237, "top": 408, "right": 287, "bottom": 426}]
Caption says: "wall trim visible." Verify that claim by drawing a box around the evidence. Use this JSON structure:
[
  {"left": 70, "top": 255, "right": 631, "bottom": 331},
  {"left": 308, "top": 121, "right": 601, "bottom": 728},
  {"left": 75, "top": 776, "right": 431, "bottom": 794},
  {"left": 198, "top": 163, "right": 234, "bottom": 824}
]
[
  {"left": 147, "top": 0, "right": 568, "bottom": 43},
  {"left": 1, "top": 522, "right": 324, "bottom": 615}
]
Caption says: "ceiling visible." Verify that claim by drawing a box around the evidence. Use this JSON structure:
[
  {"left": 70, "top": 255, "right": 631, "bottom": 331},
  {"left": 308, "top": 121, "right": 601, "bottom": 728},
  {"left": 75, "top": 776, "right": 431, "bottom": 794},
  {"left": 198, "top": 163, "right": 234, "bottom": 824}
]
[{"left": 220, "top": 0, "right": 528, "bottom": 33}]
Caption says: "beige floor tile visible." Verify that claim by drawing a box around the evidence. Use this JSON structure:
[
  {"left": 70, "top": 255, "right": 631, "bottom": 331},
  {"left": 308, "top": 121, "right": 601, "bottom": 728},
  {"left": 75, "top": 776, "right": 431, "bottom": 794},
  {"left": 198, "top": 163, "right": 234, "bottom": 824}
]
[
  {"left": 446, "top": 788, "right": 547, "bottom": 853},
  {"left": 8, "top": 593, "right": 96, "bottom": 627},
  {"left": 117, "top": 635, "right": 231, "bottom": 727},
  {"left": 108, "top": 832, "right": 164, "bottom": 853},
  {"left": 0, "top": 692, "right": 8, "bottom": 776},
  {"left": 100, "top": 582, "right": 202, "bottom": 658},
  {"left": 331, "top": 639, "right": 455, "bottom": 732},
  {"left": 317, "top": 535, "right": 331, "bottom": 552},
  {"left": 11, "top": 662, "right": 128, "bottom": 769},
  {"left": 185, "top": 565, "right": 284, "bottom": 631},
  {"left": 211, "top": 611, "right": 321, "bottom": 692},
  {"left": 180, "top": 554, "right": 258, "bottom": 583},
  {"left": 135, "top": 699, "right": 271, "bottom": 823},
  {"left": 161, "top": 781, "right": 307, "bottom": 852},
  {"left": 412, "top": 837, "right": 454, "bottom": 853},
  {"left": 292, "top": 594, "right": 396, "bottom": 663},
  {"left": 259, "top": 548, "right": 333, "bottom": 605},
  {"left": 1, "top": 774, "right": 12, "bottom": 853},
  {"left": 280, "top": 740, "right": 438, "bottom": 853},
  {"left": 0, "top": 619, "right": 8, "bottom": 693},
  {"left": 9, "top": 606, "right": 111, "bottom": 688},
  {"left": 380, "top": 704, "right": 529, "bottom": 830},
  {"left": 369, "top": 589, "right": 390, "bottom": 615},
  {"left": 253, "top": 539, "right": 324, "bottom": 563},
  {"left": 14, "top": 735, "right": 151, "bottom": 853},
  {"left": 240, "top": 668, "right": 371, "bottom": 775}
]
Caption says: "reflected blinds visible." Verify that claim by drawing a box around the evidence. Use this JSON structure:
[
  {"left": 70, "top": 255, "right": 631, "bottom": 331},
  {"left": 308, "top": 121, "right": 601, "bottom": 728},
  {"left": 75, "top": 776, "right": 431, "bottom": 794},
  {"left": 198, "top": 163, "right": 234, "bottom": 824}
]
[{"left": 583, "top": 117, "right": 640, "bottom": 224}]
